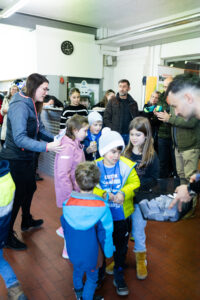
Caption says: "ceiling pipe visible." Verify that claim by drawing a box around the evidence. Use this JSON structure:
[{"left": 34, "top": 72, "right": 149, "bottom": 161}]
[
  {"left": 96, "top": 12, "right": 200, "bottom": 44},
  {"left": 0, "top": 0, "right": 29, "bottom": 19}
]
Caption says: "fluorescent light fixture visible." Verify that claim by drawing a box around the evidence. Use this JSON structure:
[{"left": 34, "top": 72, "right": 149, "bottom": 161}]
[{"left": 0, "top": 0, "right": 29, "bottom": 19}]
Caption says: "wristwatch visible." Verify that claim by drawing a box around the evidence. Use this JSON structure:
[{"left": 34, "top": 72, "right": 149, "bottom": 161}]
[{"left": 187, "top": 184, "right": 196, "bottom": 196}]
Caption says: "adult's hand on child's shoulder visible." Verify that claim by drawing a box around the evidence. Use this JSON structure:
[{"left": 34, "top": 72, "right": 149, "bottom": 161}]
[{"left": 47, "top": 141, "right": 63, "bottom": 153}]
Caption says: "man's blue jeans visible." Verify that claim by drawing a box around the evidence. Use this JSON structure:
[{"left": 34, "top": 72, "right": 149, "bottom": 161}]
[
  {"left": 132, "top": 204, "right": 147, "bottom": 252},
  {"left": 73, "top": 267, "right": 98, "bottom": 300},
  {"left": 0, "top": 249, "right": 18, "bottom": 288}
]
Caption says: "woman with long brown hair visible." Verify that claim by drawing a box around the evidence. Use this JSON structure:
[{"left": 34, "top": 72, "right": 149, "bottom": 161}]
[{"left": 0, "top": 73, "right": 62, "bottom": 250}]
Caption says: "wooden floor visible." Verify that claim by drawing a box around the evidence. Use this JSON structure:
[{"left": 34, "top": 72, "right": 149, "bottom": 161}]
[{"left": 0, "top": 174, "right": 200, "bottom": 300}]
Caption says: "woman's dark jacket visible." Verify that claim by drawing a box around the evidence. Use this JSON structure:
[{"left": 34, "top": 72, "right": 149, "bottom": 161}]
[{"left": 0, "top": 92, "right": 53, "bottom": 161}]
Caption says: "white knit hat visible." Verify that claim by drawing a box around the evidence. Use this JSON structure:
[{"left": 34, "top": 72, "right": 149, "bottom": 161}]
[
  {"left": 88, "top": 111, "right": 103, "bottom": 125},
  {"left": 99, "top": 127, "right": 125, "bottom": 156}
]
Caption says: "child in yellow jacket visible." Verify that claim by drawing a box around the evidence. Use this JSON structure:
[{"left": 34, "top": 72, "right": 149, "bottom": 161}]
[{"left": 94, "top": 128, "right": 140, "bottom": 297}]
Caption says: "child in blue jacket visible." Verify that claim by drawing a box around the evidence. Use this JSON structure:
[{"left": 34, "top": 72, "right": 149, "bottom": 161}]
[
  {"left": 83, "top": 111, "right": 102, "bottom": 161},
  {"left": 61, "top": 161, "right": 114, "bottom": 300},
  {"left": 0, "top": 160, "right": 27, "bottom": 299}
]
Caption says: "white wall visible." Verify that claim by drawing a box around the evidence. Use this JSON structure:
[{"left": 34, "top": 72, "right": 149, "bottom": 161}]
[
  {"left": 102, "top": 47, "right": 152, "bottom": 109},
  {"left": 161, "top": 37, "right": 200, "bottom": 59},
  {"left": 0, "top": 24, "right": 103, "bottom": 92},
  {"left": 0, "top": 24, "right": 36, "bottom": 81},
  {"left": 102, "top": 37, "right": 200, "bottom": 109},
  {"left": 35, "top": 26, "right": 103, "bottom": 78}
]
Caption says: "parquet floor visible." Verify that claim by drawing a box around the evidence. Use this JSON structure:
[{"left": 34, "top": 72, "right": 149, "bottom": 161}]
[{"left": 0, "top": 174, "right": 200, "bottom": 300}]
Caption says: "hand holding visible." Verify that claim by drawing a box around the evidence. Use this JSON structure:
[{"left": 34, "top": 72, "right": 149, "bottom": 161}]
[
  {"left": 113, "top": 192, "right": 125, "bottom": 204},
  {"left": 108, "top": 193, "right": 115, "bottom": 202},
  {"left": 168, "top": 184, "right": 192, "bottom": 211},
  {"left": 190, "top": 174, "right": 197, "bottom": 183},
  {"left": 156, "top": 111, "right": 170, "bottom": 122}
]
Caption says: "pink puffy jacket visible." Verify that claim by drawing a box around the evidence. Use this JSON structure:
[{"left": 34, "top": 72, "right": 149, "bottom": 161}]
[{"left": 54, "top": 135, "right": 85, "bottom": 208}]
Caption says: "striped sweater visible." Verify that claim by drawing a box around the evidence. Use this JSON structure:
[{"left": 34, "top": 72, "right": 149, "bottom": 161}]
[{"left": 60, "top": 105, "right": 88, "bottom": 129}]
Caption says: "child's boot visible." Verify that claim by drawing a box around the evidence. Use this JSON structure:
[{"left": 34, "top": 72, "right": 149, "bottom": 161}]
[
  {"left": 113, "top": 267, "right": 129, "bottom": 296},
  {"left": 135, "top": 252, "right": 148, "bottom": 280},
  {"left": 56, "top": 226, "right": 64, "bottom": 238},
  {"left": 106, "top": 261, "right": 114, "bottom": 275},
  {"left": 75, "top": 287, "right": 83, "bottom": 300},
  {"left": 62, "top": 239, "right": 69, "bottom": 259},
  {"left": 7, "top": 282, "right": 28, "bottom": 300},
  {"left": 62, "top": 245, "right": 69, "bottom": 259}
]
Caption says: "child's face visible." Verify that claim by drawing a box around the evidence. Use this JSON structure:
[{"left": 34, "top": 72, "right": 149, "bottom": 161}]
[
  {"left": 90, "top": 121, "right": 102, "bottom": 135},
  {"left": 70, "top": 92, "right": 80, "bottom": 106},
  {"left": 74, "top": 124, "right": 89, "bottom": 141},
  {"left": 106, "top": 92, "right": 115, "bottom": 101},
  {"left": 104, "top": 147, "right": 121, "bottom": 166},
  {"left": 80, "top": 99, "right": 89, "bottom": 108},
  {"left": 130, "top": 128, "right": 146, "bottom": 148}
]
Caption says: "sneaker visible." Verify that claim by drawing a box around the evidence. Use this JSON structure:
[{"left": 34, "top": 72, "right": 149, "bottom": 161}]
[
  {"left": 21, "top": 215, "right": 43, "bottom": 232},
  {"left": 62, "top": 246, "right": 69, "bottom": 259},
  {"left": 56, "top": 226, "right": 64, "bottom": 238},
  {"left": 7, "top": 282, "right": 28, "bottom": 300},
  {"left": 106, "top": 261, "right": 114, "bottom": 275},
  {"left": 75, "top": 287, "right": 83, "bottom": 299},
  {"left": 5, "top": 232, "right": 27, "bottom": 251},
  {"left": 113, "top": 268, "right": 129, "bottom": 296}
]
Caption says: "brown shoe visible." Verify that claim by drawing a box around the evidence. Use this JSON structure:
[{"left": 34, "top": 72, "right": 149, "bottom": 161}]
[
  {"left": 7, "top": 283, "right": 28, "bottom": 300},
  {"left": 135, "top": 252, "right": 148, "bottom": 280}
]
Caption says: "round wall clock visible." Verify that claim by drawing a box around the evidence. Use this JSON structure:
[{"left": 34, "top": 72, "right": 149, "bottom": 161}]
[{"left": 61, "top": 41, "right": 74, "bottom": 55}]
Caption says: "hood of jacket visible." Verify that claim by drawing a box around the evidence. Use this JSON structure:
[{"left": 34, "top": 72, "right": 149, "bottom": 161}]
[
  {"left": 63, "top": 191, "right": 108, "bottom": 230},
  {"left": 9, "top": 92, "right": 35, "bottom": 111}
]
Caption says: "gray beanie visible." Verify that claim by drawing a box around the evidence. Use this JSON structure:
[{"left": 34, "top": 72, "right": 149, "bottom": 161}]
[
  {"left": 99, "top": 127, "right": 125, "bottom": 156},
  {"left": 88, "top": 111, "right": 103, "bottom": 125}
]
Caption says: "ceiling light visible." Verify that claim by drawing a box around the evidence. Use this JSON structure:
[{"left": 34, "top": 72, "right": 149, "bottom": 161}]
[{"left": 0, "top": 0, "right": 29, "bottom": 19}]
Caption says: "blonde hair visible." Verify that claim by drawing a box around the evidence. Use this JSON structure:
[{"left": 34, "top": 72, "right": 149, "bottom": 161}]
[
  {"left": 65, "top": 114, "right": 88, "bottom": 140},
  {"left": 124, "top": 117, "right": 155, "bottom": 168}
]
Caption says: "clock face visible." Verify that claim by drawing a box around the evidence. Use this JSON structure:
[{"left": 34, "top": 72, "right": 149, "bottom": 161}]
[{"left": 61, "top": 41, "right": 74, "bottom": 55}]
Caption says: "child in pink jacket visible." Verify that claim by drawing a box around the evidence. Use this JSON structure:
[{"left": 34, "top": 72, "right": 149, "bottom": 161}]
[{"left": 54, "top": 114, "right": 89, "bottom": 258}]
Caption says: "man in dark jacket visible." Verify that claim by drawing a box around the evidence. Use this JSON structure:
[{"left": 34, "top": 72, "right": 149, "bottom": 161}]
[{"left": 103, "top": 79, "right": 138, "bottom": 145}]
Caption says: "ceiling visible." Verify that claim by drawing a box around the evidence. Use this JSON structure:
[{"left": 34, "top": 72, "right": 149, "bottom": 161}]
[
  {"left": 0, "top": 0, "right": 200, "bottom": 48},
  {"left": 0, "top": 0, "right": 200, "bottom": 31}
]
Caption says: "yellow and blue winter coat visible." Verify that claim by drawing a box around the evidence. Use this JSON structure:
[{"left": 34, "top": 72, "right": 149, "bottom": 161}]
[
  {"left": 0, "top": 160, "right": 15, "bottom": 249},
  {"left": 94, "top": 156, "right": 140, "bottom": 219}
]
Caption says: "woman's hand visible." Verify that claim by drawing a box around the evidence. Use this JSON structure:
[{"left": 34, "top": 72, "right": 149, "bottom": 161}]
[{"left": 47, "top": 141, "right": 63, "bottom": 153}]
